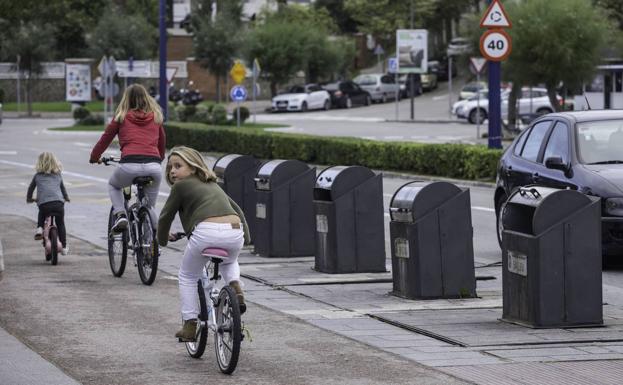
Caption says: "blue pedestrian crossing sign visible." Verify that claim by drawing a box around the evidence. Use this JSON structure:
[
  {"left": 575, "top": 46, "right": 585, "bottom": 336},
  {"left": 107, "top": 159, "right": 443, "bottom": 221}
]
[
  {"left": 388, "top": 57, "right": 398, "bottom": 73},
  {"left": 230, "top": 85, "right": 248, "bottom": 102}
]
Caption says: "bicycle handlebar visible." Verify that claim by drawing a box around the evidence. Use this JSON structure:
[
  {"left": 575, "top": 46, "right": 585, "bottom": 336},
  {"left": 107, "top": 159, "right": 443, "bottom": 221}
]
[
  {"left": 100, "top": 156, "right": 120, "bottom": 166},
  {"left": 169, "top": 232, "right": 186, "bottom": 242}
]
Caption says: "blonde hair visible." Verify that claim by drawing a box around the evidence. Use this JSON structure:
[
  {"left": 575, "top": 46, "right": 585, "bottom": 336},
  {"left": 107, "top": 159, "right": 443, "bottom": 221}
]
[
  {"left": 35, "top": 152, "right": 62, "bottom": 174},
  {"left": 165, "top": 146, "right": 217, "bottom": 186},
  {"left": 114, "top": 84, "right": 163, "bottom": 124}
]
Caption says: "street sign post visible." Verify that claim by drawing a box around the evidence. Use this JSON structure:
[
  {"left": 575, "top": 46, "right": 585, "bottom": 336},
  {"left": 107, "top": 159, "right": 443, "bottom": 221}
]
[
  {"left": 470, "top": 57, "right": 488, "bottom": 140},
  {"left": 230, "top": 85, "right": 248, "bottom": 128},
  {"left": 480, "top": 0, "right": 512, "bottom": 149}
]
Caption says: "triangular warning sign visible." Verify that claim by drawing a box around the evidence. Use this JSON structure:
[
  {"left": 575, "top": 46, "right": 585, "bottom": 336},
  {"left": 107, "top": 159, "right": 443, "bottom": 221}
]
[
  {"left": 470, "top": 57, "right": 487, "bottom": 74},
  {"left": 480, "top": 0, "right": 512, "bottom": 28}
]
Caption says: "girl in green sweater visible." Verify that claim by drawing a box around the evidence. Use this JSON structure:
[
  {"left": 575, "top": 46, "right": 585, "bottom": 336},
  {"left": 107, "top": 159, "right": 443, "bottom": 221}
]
[{"left": 158, "top": 146, "right": 250, "bottom": 341}]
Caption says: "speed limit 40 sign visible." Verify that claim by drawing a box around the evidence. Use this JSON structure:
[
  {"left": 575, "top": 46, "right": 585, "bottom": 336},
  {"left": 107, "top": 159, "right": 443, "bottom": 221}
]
[{"left": 479, "top": 29, "right": 512, "bottom": 61}]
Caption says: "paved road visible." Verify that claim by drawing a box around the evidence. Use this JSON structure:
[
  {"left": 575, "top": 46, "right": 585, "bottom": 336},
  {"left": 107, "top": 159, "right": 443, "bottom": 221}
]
[{"left": 0, "top": 215, "right": 464, "bottom": 385}]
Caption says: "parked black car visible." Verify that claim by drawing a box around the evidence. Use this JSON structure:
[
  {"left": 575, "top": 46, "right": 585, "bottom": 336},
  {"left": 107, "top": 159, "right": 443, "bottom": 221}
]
[
  {"left": 432, "top": 56, "right": 458, "bottom": 81},
  {"left": 495, "top": 110, "right": 623, "bottom": 263},
  {"left": 323, "top": 81, "right": 372, "bottom": 108},
  {"left": 385, "top": 73, "right": 423, "bottom": 98}
]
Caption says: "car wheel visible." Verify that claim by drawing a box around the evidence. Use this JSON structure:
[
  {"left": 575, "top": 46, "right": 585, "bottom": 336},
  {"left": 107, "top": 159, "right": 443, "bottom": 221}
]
[
  {"left": 323, "top": 99, "right": 330, "bottom": 111},
  {"left": 365, "top": 95, "right": 372, "bottom": 106},
  {"left": 301, "top": 102, "right": 308, "bottom": 112},
  {"left": 345, "top": 97, "right": 352, "bottom": 109},
  {"left": 536, "top": 107, "right": 552, "bottom": 115},
  {"left": 495, "top": 194, "right": 508, "bottom": 249},
  {"left": 469, "top": 108, "right": 487, "bottom": 124}
]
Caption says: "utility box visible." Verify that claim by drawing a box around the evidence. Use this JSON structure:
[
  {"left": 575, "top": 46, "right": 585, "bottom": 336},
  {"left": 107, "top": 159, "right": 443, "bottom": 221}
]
[
  {"left": 389, "top": 181, "right": 476, "bottom": 299},
  {"left": 213, "top": 154, "right": 260, "bottom": 242},
  {"left": 314, "top": 166, "right": 386, "bottom": 274},
  {"left": 501, "top": 186, "right": 602, "bottom": 328},
  {"left": 253, "top": 159, "right": 316, "bottom": 257}
]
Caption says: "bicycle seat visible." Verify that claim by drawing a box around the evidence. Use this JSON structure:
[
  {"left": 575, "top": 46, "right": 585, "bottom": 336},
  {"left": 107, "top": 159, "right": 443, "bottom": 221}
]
[
  {"left": 132, "top": 176, "right": 153, "bottom": 186},
  {"left": 201, "top": 248, "right": 228, "bottom": 263}
]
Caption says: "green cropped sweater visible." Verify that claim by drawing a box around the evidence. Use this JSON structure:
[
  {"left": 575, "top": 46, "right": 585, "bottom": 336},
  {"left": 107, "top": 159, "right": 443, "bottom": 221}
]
[{"left": 157, "top": 176, "right": 250, "bottom": 246}]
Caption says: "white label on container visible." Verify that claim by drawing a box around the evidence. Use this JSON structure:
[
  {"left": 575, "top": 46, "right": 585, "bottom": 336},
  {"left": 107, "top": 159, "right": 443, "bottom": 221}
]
[
  {"left": 316, "top": 215, "right": 328, "bottom": 233},
  {"left": 394, "top": 238, "right": 409, "bottom": 259},
  {"left": 508, "top": 250, "right": 527, "bottom": 276},
  {"left": 256, "top": 203, "right": 266, "bottom": 219}
]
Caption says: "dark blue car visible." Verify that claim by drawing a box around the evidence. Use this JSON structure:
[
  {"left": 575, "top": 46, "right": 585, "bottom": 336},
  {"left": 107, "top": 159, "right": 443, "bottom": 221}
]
[{"left": 495, "top": 110, "right": 623, "bottom": 264}]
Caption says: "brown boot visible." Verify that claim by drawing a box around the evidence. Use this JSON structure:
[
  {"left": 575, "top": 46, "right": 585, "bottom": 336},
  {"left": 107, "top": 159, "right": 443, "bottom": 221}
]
[
  {"left": 175, "top": 319, "right": 197, "bottom": 342},
  {"left": 229, "top": 280, "right": 246, "bottom": 315}
]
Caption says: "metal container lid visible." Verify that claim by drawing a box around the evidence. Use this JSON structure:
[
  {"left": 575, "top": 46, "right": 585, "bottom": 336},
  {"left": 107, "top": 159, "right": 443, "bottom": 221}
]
[
  {"left": 315, "top": 166, "right": 375, "bottom": 199},
  {"left": 255, "top": 159, "right": 310, "bottom": 189},
  {"left": 507, "top": 186, "right": 595, "bottom": 234},
  {"left": 390, "top": 181, "right": 462, "bottom": 222},
  {"left": 213, "top": 154, "right": 257, "bottom": 179}
]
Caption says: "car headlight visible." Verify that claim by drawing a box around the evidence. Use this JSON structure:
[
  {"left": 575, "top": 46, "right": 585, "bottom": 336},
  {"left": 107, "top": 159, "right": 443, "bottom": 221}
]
[{"left": 605, "top": 198, "right": 623, "bottom": 216}]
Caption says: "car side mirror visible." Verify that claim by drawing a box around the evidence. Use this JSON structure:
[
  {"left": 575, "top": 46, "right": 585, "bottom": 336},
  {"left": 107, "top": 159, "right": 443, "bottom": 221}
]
[{"left": 545, "top": 156, "right": 570, "bottom": 174}]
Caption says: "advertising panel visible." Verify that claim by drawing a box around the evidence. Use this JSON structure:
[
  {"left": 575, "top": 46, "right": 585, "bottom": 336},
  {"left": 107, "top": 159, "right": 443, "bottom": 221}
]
[
  {"left": 396, "top": 29, "right": 428, "bottom": 74},
  {"left": 66, "top": 63, "right": 92, "bottom": 102}
]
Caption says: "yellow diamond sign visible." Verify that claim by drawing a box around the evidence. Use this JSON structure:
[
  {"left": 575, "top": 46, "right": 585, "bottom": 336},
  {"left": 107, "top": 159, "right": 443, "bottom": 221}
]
[{"left": 230, "top": 61, "right": 246, "bottom": 84}]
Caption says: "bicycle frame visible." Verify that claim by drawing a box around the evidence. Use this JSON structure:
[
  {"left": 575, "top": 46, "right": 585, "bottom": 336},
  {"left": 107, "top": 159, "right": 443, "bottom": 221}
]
[
  {"left": 43, "top": 216, "right": 62, "bottom": 255},
  {"left": 196, "top": 260, "right": 222, "bottom": 335},
  {"left": 124, "top": 184, "right": 151, "bottom": 259}
]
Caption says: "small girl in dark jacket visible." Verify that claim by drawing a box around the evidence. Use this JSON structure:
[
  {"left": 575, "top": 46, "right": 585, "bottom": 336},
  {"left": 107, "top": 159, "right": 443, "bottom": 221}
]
[{"left": 27, "top": 152, "right": 70, "bottom": 255}]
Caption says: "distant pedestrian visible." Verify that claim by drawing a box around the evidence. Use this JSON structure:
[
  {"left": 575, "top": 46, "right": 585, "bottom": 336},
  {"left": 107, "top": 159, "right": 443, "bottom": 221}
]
[
  {"left": 158, "top": 146, "right": 250, "bottom": 341},
  {"left": 89, "top": 84, "right": 166, "bottom": 233},
  {"left": 26, "top": 152, "right": 70, "bottom": 255}
]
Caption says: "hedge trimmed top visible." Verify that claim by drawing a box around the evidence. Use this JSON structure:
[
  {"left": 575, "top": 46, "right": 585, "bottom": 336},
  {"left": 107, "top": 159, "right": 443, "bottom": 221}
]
[{"left": 164, "top": 122, "right": 503, "bottom": 181}]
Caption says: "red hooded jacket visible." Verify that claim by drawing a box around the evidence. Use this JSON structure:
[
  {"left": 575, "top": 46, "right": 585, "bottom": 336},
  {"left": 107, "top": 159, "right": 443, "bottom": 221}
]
[{"left": 90, "top": 110, "right": 166, "bottom": 162}]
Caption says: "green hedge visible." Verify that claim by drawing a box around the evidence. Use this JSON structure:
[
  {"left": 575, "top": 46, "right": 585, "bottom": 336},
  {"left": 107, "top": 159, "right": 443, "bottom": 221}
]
[{"left": 164, "top": 122, "right": 502, "bottom": 180}]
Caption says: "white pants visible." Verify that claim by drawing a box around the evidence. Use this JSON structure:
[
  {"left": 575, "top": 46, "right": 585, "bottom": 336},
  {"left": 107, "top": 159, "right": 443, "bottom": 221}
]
[{"left": 179, "top": 222, "right": 244, "bottom": 321}]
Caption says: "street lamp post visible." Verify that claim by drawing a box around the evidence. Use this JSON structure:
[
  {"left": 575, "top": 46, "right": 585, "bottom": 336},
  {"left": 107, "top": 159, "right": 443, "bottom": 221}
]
[{"left": 159, "top": 0, "right": 167, "bottom": 121}]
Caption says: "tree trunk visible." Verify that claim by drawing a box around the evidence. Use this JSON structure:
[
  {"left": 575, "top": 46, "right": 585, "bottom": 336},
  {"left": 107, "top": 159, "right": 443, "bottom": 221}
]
[
  {"left": 270, "top": 81, "right": 277, "bottom": 98},
  {"left": 216, "top": 74, "right": 221, "bottom": 103},
  {"left": 506, "top": 83, "right": 521, "bottom": 133},
  {"left": 547, "top": 85, "right": 561, "bottom": 112},
  {"left": 26, "top": 72, "right": 33, "bottom": 117}
]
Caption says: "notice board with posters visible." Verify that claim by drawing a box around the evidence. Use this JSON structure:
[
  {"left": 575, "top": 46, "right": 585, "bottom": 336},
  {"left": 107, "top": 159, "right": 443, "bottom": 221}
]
[
  {"left": 66, "top": 63, "right": 92, "bottom": 102},
  {"left": 396, "top": 29, "right": 428, "bottom": 74}
]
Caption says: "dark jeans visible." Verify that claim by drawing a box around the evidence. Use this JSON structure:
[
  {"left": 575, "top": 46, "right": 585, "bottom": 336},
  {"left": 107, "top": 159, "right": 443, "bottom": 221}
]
[{"left": 38, "top": 201, "right": 66, "bottom": 248}]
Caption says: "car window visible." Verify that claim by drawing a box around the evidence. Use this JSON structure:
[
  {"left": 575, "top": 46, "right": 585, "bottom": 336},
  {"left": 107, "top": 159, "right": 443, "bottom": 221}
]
[
  {"left": 381, "top": 75, "right": 393, "bottom": 84},
  {"left": 289, "top": 85, "right": 305, "bottom": 94},
  {"left": 513, "top": 128, "right": 530, "bottom": 156},
  {"left": 520, "top": 120, "right": 551, "bottom": 162},
  {"left": 543, "top": 121, "right": 569, "bottom": 164},
  {"left": 576, "top": 119, "right": 623, "bottom": 164},
  {"left": 341, "top": 82, "right": 355, "bottom": 92},
  {"left": 307, "top": 84, "right": 321, "bottom": 92},
  {"left": 354, "top": 75, "right": 376, "bottom": 86}
]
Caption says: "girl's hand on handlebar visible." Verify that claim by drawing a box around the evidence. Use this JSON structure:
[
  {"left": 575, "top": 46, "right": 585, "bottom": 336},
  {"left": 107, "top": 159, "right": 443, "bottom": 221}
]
[
  {"left": 169, "top": 232, "right": 186, "bottom": 242},
  {"left": 27, "top": 198, "right": 35, "bottom": 203}
]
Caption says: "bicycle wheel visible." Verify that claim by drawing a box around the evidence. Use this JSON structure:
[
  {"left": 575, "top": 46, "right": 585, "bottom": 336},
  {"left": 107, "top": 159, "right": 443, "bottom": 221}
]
[
  {"left": 185, "top": 279, "right": 208, "bottom": 358},
  {"left": 49, "top": 227, "right": 59, "bottom": 266},
  {"left": 107, "top": 207, "right": 128, "bottom": 277},
  {"left": 136, "top": 208, "right": 158, "bottom": 285},
  {"left": 214, "top": 286, "right": 242, "bottom": 374}
]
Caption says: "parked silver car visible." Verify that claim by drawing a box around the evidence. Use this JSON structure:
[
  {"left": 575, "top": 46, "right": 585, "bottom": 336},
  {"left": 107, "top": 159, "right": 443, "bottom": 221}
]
[
  {"left": 271, "top": 84, "right": 331, "bottom": 112},
  {"left": 353, "top": 73, "right": 400, "bottom": 103}
]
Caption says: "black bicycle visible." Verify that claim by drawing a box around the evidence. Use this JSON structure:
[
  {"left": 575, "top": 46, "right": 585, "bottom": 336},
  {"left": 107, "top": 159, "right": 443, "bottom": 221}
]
[{"left": 102, "top": 157, "right": 159, "bottom": 285}]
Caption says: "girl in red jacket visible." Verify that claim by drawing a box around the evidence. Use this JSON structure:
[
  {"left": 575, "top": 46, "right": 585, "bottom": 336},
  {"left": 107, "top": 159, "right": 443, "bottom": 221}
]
[{"left": 90, "top": 84, "right": 166, "bottom": 232}]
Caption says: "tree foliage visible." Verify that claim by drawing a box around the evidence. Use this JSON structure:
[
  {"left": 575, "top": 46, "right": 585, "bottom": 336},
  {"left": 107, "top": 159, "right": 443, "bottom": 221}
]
[
  {"left": 314, "top": 0, "right": 359, "bottom": 34},
  {"left": 1, "top": 22, "right": 56, "bottom": 115},
  {"left": 191, "top": 0, "right": 244, "bottom": 102},
  {"left": 504, "top": 0, "right": 610, "bottom": 111},
  {"left": 87, "top": 6, "right": 158, "bottom": 60}
]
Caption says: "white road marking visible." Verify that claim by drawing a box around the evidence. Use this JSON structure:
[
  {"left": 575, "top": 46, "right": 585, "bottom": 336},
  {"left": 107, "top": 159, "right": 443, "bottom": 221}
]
[
  {"left": 0, "top": 151, "right": 17, "bottom": 155},
  {"left": 0, "top": 159, "right": 169, "bottom": 197},
  {"left": 432, "top": 95, "right": 448, "bottom": 101}
]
